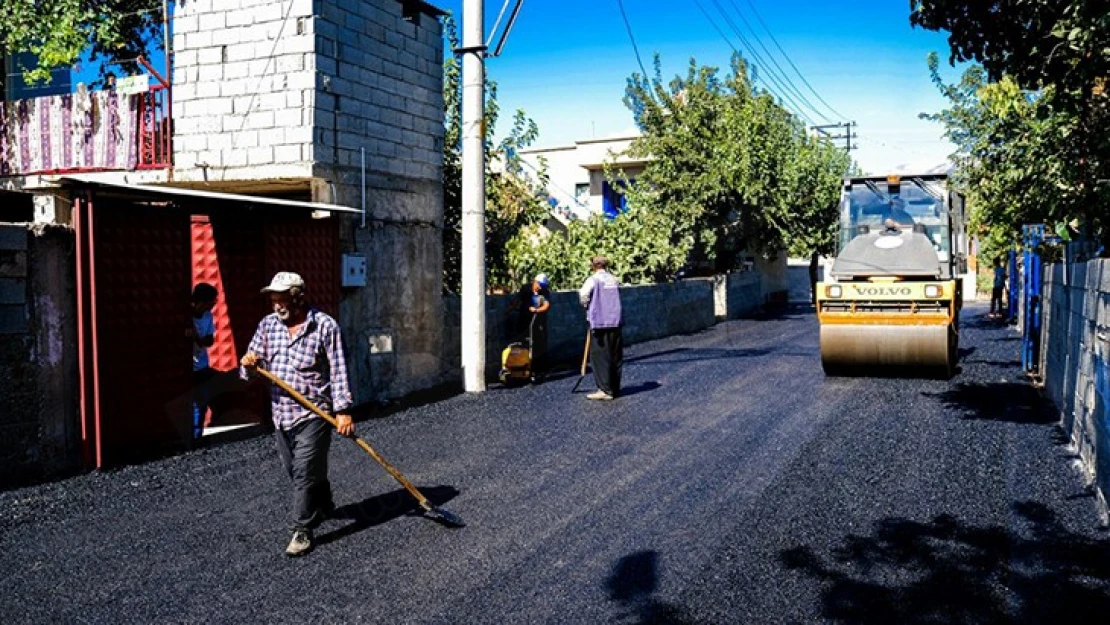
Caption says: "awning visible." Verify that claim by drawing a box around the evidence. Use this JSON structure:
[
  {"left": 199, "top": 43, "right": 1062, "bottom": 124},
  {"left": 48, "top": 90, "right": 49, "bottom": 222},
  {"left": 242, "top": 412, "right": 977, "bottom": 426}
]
[{"left": 59, "top": 175, "right": 362, "bottom": 214}]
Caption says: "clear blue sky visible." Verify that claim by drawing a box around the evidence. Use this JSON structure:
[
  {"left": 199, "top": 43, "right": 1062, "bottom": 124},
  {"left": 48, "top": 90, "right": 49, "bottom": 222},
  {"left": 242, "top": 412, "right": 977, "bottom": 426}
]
[{"left": 436, "top": 0, "right": 966, "bottom": 175}]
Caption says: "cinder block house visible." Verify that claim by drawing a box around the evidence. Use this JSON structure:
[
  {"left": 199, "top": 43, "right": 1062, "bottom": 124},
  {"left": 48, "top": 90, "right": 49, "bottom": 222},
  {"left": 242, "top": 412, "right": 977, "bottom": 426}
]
[{"left": 0, "top": 0, "right": 450, "bottom": 482}]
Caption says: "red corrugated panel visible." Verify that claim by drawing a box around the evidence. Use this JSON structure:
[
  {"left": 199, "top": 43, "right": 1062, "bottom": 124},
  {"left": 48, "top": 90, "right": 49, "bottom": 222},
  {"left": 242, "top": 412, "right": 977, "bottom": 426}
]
[
  {"left": 265, "top": 217, "right": 339, "bottom": 316},
  {"left": 191, "top": 216, "right": 237, "bottom": 372}
]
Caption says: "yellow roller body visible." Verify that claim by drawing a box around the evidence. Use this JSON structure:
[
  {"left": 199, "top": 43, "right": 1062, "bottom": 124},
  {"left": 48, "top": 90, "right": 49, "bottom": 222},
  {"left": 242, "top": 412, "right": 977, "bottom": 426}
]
[{"left": 816, "top": 280, "right": 959, "bottom": 377}]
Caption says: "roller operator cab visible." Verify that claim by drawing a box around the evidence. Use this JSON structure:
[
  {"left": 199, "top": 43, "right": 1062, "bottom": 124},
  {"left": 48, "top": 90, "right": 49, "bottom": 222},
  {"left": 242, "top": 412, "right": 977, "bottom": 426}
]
[{"left": 817, "top": 174, "right": 967, "bottom": 378}]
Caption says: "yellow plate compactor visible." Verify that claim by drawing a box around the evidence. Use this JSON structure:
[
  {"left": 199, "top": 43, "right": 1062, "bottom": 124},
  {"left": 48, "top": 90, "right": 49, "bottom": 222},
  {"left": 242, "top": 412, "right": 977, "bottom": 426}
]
[{"left": 817, "top": 174, "right": 966, "bottom": 378}]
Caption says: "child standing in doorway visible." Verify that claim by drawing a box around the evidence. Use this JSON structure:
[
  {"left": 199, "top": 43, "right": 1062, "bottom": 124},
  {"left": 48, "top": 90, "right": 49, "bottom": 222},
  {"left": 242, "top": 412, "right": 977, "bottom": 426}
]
[{"left": 189, "top": 283, "right": 218, "bottom": 440}]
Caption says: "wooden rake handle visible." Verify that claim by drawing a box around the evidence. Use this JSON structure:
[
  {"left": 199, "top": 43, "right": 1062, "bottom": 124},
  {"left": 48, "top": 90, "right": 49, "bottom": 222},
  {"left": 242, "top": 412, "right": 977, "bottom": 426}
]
[
  {"left": 580, "top": 331, "right": 591, "bottom": 376},
  {"left": 254, "top": 367, "right": 434, "bottom": 511}
]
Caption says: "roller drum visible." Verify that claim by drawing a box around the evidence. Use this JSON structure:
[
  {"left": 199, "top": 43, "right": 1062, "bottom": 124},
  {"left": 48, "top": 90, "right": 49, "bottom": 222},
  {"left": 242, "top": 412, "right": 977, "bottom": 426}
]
[{"left": 820, "top": 323, "right": 956, "bottom": 377}]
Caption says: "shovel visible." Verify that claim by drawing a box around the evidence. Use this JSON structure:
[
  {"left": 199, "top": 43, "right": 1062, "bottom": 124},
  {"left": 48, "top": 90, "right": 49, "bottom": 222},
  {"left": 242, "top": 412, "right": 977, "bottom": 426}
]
[{"left": 255, "top": 367, "right": 465, "bottom": 528}]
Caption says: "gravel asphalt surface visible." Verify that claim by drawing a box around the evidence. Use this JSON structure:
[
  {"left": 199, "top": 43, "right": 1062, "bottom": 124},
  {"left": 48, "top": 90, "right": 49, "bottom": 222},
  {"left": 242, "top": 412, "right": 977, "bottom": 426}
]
[{"left": 2, "top": 302, "right": 1108, "bottom": 624}]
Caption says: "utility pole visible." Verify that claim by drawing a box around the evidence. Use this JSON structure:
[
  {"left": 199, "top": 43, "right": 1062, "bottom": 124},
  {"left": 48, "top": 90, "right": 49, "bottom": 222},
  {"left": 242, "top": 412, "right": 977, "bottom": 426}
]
[
  {"left": 460, "top": 0, "right": 487, "bottom": 392},
  {"left": 812, "top": 121, "right": 857, "bottom": 153}
]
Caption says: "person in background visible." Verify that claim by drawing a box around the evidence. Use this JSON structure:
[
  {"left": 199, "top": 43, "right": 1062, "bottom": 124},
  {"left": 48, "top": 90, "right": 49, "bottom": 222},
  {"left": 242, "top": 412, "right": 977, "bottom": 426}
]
[
  {"left": 990, "top": 257, "right": 1007, "bottom": 318},
  {"left": 517, "top": 273, "right": 551, "bottom": 382},
  {"left": 240, "top": 272, "right": 354, "bottom": 557},
  {"left": 189, "top": 283, "right": 218, "bottom": 441},
  {"left": 578, "top": 256, "right": 623, "bottom": 400}
]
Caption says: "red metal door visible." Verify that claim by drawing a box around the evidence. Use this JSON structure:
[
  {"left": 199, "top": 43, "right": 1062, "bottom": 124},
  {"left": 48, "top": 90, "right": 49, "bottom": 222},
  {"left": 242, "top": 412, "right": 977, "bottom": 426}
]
[{"left": 90, "top": 200, "right": 193, "bottom": 465}]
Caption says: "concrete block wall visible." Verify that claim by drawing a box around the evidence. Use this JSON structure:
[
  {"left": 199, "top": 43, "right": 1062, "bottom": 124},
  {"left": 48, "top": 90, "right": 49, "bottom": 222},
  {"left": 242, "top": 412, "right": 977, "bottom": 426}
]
[
  {"left": 0, "top": 224, "right": 79, "bottom": 487},
  {"left": 312, "top": 0, "right": 444, "bottom": 186},
  {"left": 1043, "top": 259, "right": 1110, "bottom": 518},
  {"left": 173, "top": 0, "right": 321, "bottom": 182},
  {"left": 442, "top": 274, "right": 769, "bottom": 382}
]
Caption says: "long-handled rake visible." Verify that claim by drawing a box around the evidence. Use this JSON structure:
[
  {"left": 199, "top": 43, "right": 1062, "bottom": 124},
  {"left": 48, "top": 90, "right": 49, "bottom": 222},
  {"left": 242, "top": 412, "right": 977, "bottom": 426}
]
[{"left": 256, "top": 367, "right": 465, "bottom": 528}]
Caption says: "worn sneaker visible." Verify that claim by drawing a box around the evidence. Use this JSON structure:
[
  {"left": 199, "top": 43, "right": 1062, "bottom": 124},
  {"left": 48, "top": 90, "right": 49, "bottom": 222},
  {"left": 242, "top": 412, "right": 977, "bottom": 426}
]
[
  {"left": 285, "top": 529, "right": 313, "bottom": 557},
  {"left": 586, "top": 391, "right": 614, "bottom": 401}
]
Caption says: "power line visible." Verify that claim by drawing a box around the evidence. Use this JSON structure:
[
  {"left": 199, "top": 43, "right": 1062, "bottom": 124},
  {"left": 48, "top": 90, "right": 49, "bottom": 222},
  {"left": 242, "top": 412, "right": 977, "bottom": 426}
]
[
  {"left": 723, "top": 0, "right": 833, "bottom": 123},
  {"left": 743, "top": 0, "right": 848, "bottom": 121},
  {"left": 704, "top": 0, "right": 817, "bottom": 125},
  {"left": 615, "top": 0, "right": 649, "bottom": 78}
]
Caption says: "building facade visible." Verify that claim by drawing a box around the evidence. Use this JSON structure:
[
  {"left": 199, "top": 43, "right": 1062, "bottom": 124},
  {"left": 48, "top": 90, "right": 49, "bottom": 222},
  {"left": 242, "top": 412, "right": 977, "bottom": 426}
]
[{"left": 0, "top": 0, "right": 450, "bottom": 479}]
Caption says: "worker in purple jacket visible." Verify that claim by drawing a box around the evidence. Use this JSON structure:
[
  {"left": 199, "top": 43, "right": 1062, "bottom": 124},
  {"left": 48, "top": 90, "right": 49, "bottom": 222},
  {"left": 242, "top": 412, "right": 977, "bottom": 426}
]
[{"left": 578, "top": 255, "right": 623, "bottom": 400}]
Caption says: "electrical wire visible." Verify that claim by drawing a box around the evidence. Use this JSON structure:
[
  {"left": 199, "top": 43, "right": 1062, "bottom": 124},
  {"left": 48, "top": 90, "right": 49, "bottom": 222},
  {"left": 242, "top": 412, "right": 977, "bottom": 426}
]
[
  {"left": 615, "top": 0, "right": 649, "bottom": 78},
  {"left": 724, "top": 0, "right": 832, "bottom": 123},
  {"left": 743, "top": 0, "right": 848, "bottom": 121},
  {"left": 704, "top": 0, "right": 817, "bottom": 125}
]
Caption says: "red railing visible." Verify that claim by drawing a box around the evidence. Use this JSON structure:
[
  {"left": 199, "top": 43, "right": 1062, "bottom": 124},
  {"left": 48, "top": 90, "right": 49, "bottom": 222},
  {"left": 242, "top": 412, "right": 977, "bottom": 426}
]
[{"left": 136, "top": 84, "right": 172, "bottom": 169}]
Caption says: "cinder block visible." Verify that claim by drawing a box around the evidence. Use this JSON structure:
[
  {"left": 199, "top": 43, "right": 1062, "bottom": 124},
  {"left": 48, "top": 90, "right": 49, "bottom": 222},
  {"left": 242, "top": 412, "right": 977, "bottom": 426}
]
[
  {"left": 274, "top": 144, "right": 302, "bottom": 163},
  {"left": 185, "top": 30, "right": 213, "bottom": 50},
  {"left": 224, "top": 149, "right": 249, "bottom": 168},
  {"left": 274, "top": 108, "right": 303, "bottom": 128},
  {"left": 195, "top": 80, "right": 221, "bottom": 99},
  {"left": 276, "top": 53, "right": 305, "bottom": 74},
  {"left": 247, "top": 146, "right": 274, "bottom": 166},
  {"left": 285, "top": 126, "right": 313, "bottom": 145},
  {"left": 199, "top": 12, "right": 226, "bottom": 31},
  {"left": 258, "top": 127, "right": 286, "bottom": 147},
  {"left": 225, "top": 42, "right": 257, "bottom": 63},
  {"left": 176, "top": 14, "right": 200, "bottom": 34},
  {"left": 207, "top": 132, "right": 234, "bottom": 151},
  {"left": 224, "top": 9, "right": 253, "bottom": 28},
  {"left": 222, "top": 61, "right": 250, "bottom": 80}
]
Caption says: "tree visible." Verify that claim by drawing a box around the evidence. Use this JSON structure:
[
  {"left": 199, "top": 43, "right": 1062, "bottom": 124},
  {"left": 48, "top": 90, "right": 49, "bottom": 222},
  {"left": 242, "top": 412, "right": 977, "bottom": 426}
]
[
  {"left": 912, "top": 0, "right": 1110, "bottom": 252},
  {"left": 441, "top": 17, "right": 550, "bottom": 293},
  {"left": 505, "top": 54, "right": 852, "bottom": 290},
  {"left": 0, "top": 0, "right": 163, "bottom": 85}
]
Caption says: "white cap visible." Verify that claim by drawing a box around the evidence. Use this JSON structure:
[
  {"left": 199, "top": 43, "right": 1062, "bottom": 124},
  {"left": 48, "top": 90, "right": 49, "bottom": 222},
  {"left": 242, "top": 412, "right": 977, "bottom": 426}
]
[
  {"left": 261, "top": 271, "right": 305, "bottom": 293},
  {"left": 534, "top": 273, "right": 549, "bottom": 287}
]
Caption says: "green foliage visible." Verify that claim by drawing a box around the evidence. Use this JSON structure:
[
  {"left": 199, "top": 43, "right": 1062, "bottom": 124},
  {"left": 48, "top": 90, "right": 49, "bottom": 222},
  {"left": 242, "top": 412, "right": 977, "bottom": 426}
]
[
  {"left": 504, "top": 54, "right": 851, "bottom": 288},
  {"left": 0, "top": 0, "right": 162, "bottom": 85},
  {"left": 441, "top": 17, "right": 551, "bottom": 293},
  {"left": 913, "top": 1, "right": 1110, "bottom": 256}
]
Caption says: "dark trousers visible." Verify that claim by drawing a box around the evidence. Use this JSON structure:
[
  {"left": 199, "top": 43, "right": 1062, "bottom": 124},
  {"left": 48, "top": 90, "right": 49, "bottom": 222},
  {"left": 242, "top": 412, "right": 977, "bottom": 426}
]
[
  {"left": 590, "top": 327, "right": 623, "bottom": 396},
  {"left": 990, "top": 286, "right": 1004, "bottom": 314},
  {"left": 274, "top": 418, "right": 334, "bottom": 531},
  {"left": 191, "top": 367, "right": 217, "bottom": 440}
]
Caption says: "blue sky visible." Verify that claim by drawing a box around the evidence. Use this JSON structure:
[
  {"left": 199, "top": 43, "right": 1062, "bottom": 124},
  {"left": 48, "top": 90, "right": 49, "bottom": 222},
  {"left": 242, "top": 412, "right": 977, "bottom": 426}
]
[{"left": 436, "top": 0, "right": 967, "bottom": 175}]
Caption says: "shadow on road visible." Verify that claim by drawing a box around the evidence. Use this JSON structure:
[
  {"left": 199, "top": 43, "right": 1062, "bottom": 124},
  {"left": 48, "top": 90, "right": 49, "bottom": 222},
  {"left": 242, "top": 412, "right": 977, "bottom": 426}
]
[
  {"left": 605, "top": 550, "right": 696, "bottom": 625},
  {"left": 627, "top": 347, "right": 772, "bottom": 365},
  {"left": 316, "top": 485, "right": 460, "bottom": 546},
  {"left": 621, "top": 381, "right": 662, "bottom": 397},
  {"left": 923, "top": 382, "right": 1057, "bottom": 425},
  {"left": 780, "top": 502, "right": 1110, "bottom": 624}
]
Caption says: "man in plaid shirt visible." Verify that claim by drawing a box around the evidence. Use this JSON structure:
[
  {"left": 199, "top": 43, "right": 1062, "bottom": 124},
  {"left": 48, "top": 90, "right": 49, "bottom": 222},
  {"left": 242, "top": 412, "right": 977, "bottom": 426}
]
[{"left": 241, "top": 271, "right": 354, "bottom": 557}]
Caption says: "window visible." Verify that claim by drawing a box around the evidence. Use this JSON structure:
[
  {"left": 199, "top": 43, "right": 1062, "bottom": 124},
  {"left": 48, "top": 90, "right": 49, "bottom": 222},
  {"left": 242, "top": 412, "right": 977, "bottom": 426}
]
[
  {"left": 574, "top": 183, "right": 589, "bottom": 205},
  {"left": 601, "top": 179, "right": 634, "bottom": 219}
]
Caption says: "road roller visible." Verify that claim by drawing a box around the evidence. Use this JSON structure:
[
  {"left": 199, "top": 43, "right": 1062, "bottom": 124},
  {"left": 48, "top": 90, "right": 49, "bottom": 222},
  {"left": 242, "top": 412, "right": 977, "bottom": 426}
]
[{"left": 816, "top": 173, "right": 967, "bottom": 378}]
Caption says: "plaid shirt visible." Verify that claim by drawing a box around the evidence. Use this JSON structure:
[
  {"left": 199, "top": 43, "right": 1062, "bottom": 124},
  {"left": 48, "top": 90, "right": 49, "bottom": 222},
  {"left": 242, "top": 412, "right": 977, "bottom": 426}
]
[{"left": 242, "top": 309, "right": 353, "bottom": 430}]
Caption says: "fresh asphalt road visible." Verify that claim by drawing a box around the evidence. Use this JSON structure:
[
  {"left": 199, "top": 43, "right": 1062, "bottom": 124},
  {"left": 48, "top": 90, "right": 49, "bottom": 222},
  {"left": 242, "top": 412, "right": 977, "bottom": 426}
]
[{"left": 3, "top": 303, "right": 1109, "bottom": 624}]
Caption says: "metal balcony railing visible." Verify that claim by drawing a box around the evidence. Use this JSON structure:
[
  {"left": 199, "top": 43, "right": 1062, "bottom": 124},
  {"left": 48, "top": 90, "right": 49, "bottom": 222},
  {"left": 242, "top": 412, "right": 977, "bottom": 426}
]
[{"left": 0, "top": 82, "right": 172, "bottom": 177}]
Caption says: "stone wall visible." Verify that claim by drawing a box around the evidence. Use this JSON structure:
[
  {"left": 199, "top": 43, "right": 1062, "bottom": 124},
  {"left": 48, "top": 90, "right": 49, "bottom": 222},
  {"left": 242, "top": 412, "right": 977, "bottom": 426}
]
[
  {"left": 0, "top": 224, "right": 79, "bottom": 487},
  {"left": 442, "top": 274, "right": 769, "bottom": 382},
  {"left": 1043, "top": 259, "right": 1110, "bottom": 518}
]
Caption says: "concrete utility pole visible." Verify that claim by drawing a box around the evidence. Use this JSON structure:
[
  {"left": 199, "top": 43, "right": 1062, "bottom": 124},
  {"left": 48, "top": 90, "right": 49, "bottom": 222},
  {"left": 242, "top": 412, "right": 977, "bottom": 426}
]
[{"left": 460, "top": 0, "right": 487, "bottom": 392}]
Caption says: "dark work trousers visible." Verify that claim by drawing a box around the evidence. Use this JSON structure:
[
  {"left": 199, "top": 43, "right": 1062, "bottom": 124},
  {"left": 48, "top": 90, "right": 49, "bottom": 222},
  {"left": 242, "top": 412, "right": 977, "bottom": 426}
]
[
  {"left": 274, "top": 417, "right": 334, "bottom": 531},
  {"left": 590, "top": 327, "right": 623, "bottom": 396},
  {"left": 530, "top": 315, "right": 548, "bottom": 376},
  {"left": 990, "top": 286, "right": 1004, "bottom": 315}
]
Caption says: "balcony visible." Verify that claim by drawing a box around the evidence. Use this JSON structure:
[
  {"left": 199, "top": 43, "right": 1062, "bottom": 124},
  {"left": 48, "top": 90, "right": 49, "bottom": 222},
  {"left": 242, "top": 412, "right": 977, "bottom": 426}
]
[{"left": 0, "top": 85, "right": 170, "bottom": 177}]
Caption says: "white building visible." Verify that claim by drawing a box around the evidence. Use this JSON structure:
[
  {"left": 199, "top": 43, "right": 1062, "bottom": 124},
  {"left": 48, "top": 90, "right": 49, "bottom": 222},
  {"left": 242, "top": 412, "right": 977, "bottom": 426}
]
[{"left": 517, "top": 134, "right": 646, "bottom": 222}]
